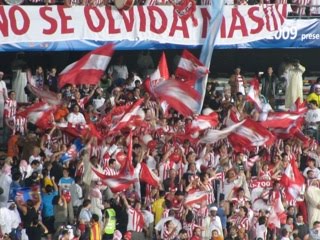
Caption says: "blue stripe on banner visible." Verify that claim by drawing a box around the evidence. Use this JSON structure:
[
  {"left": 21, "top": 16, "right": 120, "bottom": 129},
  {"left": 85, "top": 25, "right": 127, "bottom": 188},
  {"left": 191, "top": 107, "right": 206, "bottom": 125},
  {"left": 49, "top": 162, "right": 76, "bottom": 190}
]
[{"left": 194, "top": 0, "right": 225, "bottom": 114}]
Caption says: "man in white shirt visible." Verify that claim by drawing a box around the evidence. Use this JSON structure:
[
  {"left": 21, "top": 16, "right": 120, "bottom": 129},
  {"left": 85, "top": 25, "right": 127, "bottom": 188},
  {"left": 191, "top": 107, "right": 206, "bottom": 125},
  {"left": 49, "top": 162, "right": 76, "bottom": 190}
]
[
  {"left": 204, "top": 206, "right": 223, "bottom": 239},
  {"left": 92, "top": 87, "right": 105, "bottom": 112},
  {"left": 256, "top": 216, "right": 268, "bottom": 240},
  {"left": 67, "top": 105, "right": 86, "bottom": 126},
  {"left": 107, "top": 55, "right": 128, "bottom": 87}
]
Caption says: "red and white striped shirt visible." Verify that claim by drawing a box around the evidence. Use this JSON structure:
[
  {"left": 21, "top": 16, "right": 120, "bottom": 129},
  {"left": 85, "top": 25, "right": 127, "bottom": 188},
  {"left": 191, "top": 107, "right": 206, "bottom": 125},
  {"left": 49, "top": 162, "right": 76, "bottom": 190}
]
[
  {"left": 203, "top": 182, "right": 215, "bottom": 205},
  {"left": 14, "top": 115, "right": 27, "bottom": 135},
  {"left": 103, "top": 167, "right": 118, "bottom": 176},
  {"left": 235, "top": 216, "right": 249, "bottom": 231},
  {"left": 182, "top": 222, "right": 199, "bottom": 239},
  {"left": 162, "top": 226, "right": 178, "bottom": 240},
  {"left": 127, "top": 207, "right": 145, "bottom": 232},
  {"left": 4, "top": 98, "right": 17, "bottom": 120}
]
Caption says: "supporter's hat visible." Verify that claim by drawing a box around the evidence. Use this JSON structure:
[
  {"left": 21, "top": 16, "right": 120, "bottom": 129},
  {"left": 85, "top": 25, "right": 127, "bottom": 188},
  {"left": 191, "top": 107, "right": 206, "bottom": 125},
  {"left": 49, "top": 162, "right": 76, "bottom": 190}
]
[{"left": 210, "top": 206, "right": 218, "bottom": 211}]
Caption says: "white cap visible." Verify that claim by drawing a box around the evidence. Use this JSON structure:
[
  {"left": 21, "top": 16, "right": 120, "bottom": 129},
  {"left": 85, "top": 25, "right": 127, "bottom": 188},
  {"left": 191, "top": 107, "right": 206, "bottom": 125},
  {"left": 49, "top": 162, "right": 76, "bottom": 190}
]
[{"left": 210, "top": 206, "right": 218, "bottom": 211}]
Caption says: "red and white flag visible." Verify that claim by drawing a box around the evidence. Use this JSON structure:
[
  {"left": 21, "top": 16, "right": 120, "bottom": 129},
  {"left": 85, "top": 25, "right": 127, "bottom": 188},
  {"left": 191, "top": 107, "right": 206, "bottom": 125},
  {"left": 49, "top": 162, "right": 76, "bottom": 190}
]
[
  {"left": 91, "top": 167, "right": 137, "bottom": 193},
  {"left": 184, "top": 191, "right": 207, "bottom": 206},
  {"left": 246, "top": 78, "right": 262, "bottom": 111},
  {"left": 246, "top": 155, "right": 260, "bottom": 169},
  {"left": 175, "top": 50, "right": 209, "bottom": 86},
  {"left": 103, "top": 175, "right": 138, "bottom": 193},
  {"left": 228, "top": 118, "right": 275, "bottom": 152},
  {"left": 268, "top": 193, "right": 287, "bottom": 229},
  {"left": 109, "top": 99, "right": 144, "bottom": 133},
  {"left": 58, "top": 44, "right": 114, "bottom": 88},
  {"left": 26, "top": 70, "right": 61, "bottom": 105},
  {"left": 186, "top": 112, "right": 219, "bottom": 134},
  {"left": 261, "top": 112, "right": 302, "bottom": 129},
  {"left": 290, "top": 97, "right": 308, "bottom": 114},
  {"left": 119, "top": 131, "right": 135, "bottom": 176},
  {"left": 153, "top": 79, "right": 201, "bottom": 116},
  {"left": 17, "top": 102, "right": 55, "bottom": 130},
  {"left": 144, "top": 52, "right": 169, "bottom": 94},
  {"left": 200, "top": 121, "right": 244, "bottom": 144},
  {"left": 140, "top": 162, "right": 160, "bottom": 187},
  {"left": 279, "top": 157, "right": 305, "bottom": 201},
  {"left": 100, "top": 104, "right": 131, "bottom": 128},
  {"left": 144, "top": 52, "right": 170, "bottom": 115}
]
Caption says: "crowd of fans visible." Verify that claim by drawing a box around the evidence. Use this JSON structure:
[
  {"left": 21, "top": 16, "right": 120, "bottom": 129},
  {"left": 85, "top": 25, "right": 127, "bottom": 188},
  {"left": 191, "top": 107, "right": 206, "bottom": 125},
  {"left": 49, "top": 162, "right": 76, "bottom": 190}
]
[{"left": 0, "top": 53, "right": 320, "bottom": 240}]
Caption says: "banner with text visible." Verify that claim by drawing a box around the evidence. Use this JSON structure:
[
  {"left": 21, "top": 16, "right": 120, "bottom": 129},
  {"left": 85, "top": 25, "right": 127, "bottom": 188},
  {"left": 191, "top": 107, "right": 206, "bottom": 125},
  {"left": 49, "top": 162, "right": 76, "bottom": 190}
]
[{"left": 0, "top": 5, "right": 319, "bottom": 51}]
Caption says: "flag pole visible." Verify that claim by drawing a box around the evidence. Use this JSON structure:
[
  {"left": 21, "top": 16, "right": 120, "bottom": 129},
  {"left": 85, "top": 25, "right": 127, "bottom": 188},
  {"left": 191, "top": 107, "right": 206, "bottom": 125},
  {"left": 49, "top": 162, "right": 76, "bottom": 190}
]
[{"left": 195, "top": 0, "right": 225, "bottom": 114}]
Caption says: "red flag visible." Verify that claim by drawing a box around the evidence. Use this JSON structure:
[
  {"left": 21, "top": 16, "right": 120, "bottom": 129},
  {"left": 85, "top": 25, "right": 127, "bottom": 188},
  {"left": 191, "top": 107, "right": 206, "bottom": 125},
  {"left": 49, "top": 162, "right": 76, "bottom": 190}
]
[
  {"left": 200, "top": 121, "right": 244, "bottom": 144},
  {"left": 144, "top": 52, "right": 169, "bottom": 94},
  {"left": 58, "top": 44, "right": 114, "bottom": 88},
  {"left": 184, "top": 191, "right": 207, "bottom": 206},
  {"left": 140, "top": 162, "right": 160, "bottom": 187},
  {"left": 119, "top": 131, "right": 135, "bottom": 176},
  {"left": 17, "top": 102, "right": 55, "bottom": 130},
  {"left": 144, "top": 52, "right": 170, "bottom": 115},
  {"left": 59, "top": 122, "right": 101, "bottom": 139},
  {"left": 153, "top": 79, "right": 201, "bottom": 116},
  {"left": 109, "top": 99, "right": 144, "bottom": 133},
  {"left": 228, "top": 118, "right": 275, "bottom": 152},
  {"left": 100, "top": 104, "right": 131, "bottom": 127},
  {"left": 268, "top": 193, "right": 287, "bottom": 229},
  {"left": 279, "top": 157, "right": 305, "bottom": 201},
  {"left": 91, "top": 167, "right": 137, "bottom": 193},
  {"left": 26, "top": 70, "right": 61, "bottom": 105},
  {"left": 246, "top": 78, "right": 262, "bottom": 111},
  {"left": 290, "top": 97, "right": 308, "bottom": 114},
  {"left": 102, "top": 176, "right": 137, "bottom": 193},
  {"left": 175, "top": 50, "right": 209, "bottom": 86},
  {"left": 186, "top": 112, "right": 219, "bottom": 134},
  {"left": 261, "top": 112, "right": 302, "bottom": 129}
]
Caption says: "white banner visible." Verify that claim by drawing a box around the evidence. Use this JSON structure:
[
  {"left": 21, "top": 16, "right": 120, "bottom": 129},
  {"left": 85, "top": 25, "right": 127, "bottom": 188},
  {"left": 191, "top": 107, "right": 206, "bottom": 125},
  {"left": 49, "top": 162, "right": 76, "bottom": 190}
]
[{"left": 0, "top": 5, "right": 289, "bottom": 45}]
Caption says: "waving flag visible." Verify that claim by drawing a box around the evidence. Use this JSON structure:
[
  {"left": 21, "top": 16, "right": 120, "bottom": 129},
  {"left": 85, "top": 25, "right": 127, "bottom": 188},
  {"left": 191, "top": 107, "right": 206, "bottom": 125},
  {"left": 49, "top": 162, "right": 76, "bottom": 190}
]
[
  {"left": 186, "top": 112, "right": 219, "bottom": 133},
  {"left": 280, "top": 157, "right": 305, "bottom": 201},
  {"left": 228, "top": 118, "right": 275, "bottom": 152},
  {"left": 200, "top": 121, "right": 244, "bottom": 144},
  {"left": 153, "top": 79, "right": 200, "bottom": 116},
  {"left": 247, "top": 78, "right": 262, "bottom": 111},
  {"left": 119, "top": 131, "right": 135, "bottom": 176},
  {"left": 268, "top": 193, "right": 287, "bottom": 230},
  {"left": 195, "top": 0, "right": 224, "bottom": 114},
  {"left": 175, "top": 50, "right": 209, "bottom": 87},
  {"left": 91, "top": 167, "right": 137, "bottom": 193},
  {"left": 184, "top": 191, "right": 207, "bottom": 206},
  {"left": 27, "top": 70, "right": 61, "bottom": 105},
  {"left": 140, "top": 162, "right": 160, "bottom": 187},
  {"left": 100, "top": 104, "right": 131, "bottom": 127},
  {"left": 58, "top": 43, "right": 114, "bottom": 88},
  {"left": 290, "top": 97, "right": 308, "bottom": 114},
  {"left": 109, "top": 98, "right": 144, "bottom": 133},
  {"left": 144, "top": 52, "right": 169, "bottom": 94},
  {"left": 261, "top": 112, "right": 302, "bottom": 129},
  {"left": 144, "top": 52, "right": 170, "bottom": 114},
  {"left": 102, "top": 176, "right": 138, "bottom": 193},
  {"left": 60, "top": 138, "right": 83, "bottom": 164},
  {"left": 17, "top": 102, "right": 55, "bottom": 129}
]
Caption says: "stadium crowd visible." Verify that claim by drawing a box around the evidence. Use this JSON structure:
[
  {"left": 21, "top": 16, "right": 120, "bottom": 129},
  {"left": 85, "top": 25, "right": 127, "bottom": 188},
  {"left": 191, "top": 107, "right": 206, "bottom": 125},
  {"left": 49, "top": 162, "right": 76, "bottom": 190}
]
[{"left": 0, "top": 53, "right": 320, "bottom": 240}]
